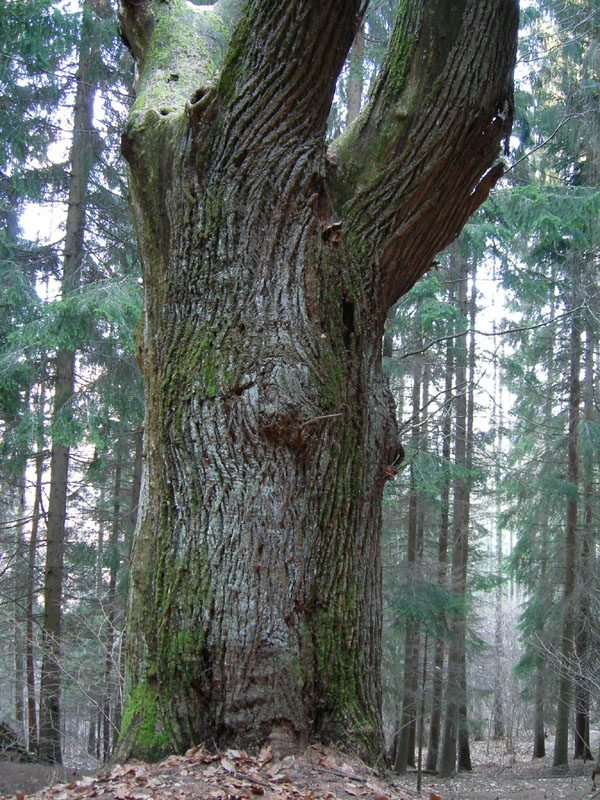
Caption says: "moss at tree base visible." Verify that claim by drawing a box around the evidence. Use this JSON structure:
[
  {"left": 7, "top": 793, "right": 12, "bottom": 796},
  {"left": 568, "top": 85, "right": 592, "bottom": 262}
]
[{"left": 115, "top": 683, "right": 171, "bottom": 763}]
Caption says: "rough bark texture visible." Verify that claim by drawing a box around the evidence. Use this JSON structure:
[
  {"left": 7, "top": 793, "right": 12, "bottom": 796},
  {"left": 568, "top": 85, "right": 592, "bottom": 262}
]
[{"left": 117, "top": 0, "right": 518, "bottom": 762}]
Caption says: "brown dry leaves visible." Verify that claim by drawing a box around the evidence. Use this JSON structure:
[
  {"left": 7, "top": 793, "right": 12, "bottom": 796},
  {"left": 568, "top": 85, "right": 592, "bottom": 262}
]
[
  {"left": 2, "top": 745, "right": 406, "bottom": 800},
  {"left": 6, "top": 739, "right": 596, "bottom": 800}
]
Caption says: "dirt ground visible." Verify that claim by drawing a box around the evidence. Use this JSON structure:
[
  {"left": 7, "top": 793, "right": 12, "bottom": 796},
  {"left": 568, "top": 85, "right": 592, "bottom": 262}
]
[
  {"left": 0, "top": 739, "right": 597, "bottom": 800},
  {"left": 0, "top": 763, "right": 88, "bottom": 798}
]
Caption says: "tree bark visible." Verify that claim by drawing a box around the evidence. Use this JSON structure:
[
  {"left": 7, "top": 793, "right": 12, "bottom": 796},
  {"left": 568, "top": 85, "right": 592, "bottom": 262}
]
[
  {"left": 38, "top": 0, "right": 100, "bottom": 763},
  {"left": 116, "top": 0, "right": 518, "bottom": 761}
]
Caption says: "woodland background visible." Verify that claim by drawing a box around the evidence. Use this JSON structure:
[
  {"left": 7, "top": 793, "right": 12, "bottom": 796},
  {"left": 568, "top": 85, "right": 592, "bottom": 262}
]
[{"left": 0, "top": 0, "right": 599, "bottom": 774}]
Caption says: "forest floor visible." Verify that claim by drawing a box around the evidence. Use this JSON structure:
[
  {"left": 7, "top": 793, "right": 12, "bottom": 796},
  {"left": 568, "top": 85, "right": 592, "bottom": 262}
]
[{"left": 0, "top": 739, "right": 597, "bottom": 800}]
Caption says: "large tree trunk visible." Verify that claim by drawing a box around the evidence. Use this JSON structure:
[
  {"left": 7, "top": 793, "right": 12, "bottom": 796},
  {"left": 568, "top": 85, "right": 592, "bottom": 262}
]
[{"left": 116, "top": 0, "right": 517, "bottom": 761}]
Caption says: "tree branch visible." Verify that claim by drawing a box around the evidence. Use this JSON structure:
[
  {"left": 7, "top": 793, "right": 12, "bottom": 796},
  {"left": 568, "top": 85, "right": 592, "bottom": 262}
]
[
  {"left": 331, "top": 0, "right": 519, "bottom": 310},
  {"left": 215, "top": 1, "right": 364, "bottom": 149},
  {"left": 118, "top": 0, "right": 231, "bottom": 119}
]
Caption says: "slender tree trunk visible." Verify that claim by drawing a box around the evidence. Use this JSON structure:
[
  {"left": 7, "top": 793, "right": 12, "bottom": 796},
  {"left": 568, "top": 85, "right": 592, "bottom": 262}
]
[
  {"left": 457, "top": 259, "right": 477, "bottom": 774},
  {"left": 116, "top": 0, "right": 517, "bottom": 760},
  {"left": 103, "top": 448, "right": 122, "bottom": 762},
  {"left": 14, "top": 458, "right": 27, "bottom": 736},
  {"left": 39, "top": 358, "right": 72, "bottom": 763},
  {"left": 532, "top": 657, "right": 546, "bottom": 758},
  {"left": 409, "top": 364, "right": 429, "bottom": 767},
  {"left": 425, "top": 291, "right": 454, "bottom": 773},
  {"left": 395, "top": 351, "right": 422, "bottom": 774},
  {"left": 112, "top": 431, "right": 144, "bottom": 738},
  {"left": 553, "top": 298, "right": 582, "bottom": 768},
  {"left": 531, "top": 270, "right": 559, "bottom": 761},
  {"left": 438, "top": 249, "right": 469, "bottom": 778},
  {"left": 457, "top": 649, "right": 472, "bottom": 771},
  {"left": 86, "top": 481, "right": 106, "bottom": 758},
  {"left": 416, "top": 633, "right": 428, "bottom": 794},
  {"left": 38, "top": 0, "right": 99, "bottom": 763},
  {"left": 491, "top": 325, "right": 505, "bottom": 741},
  {"left": 573, "top": 318, "right": 594, "bottom": 762},
  {"left": 26, "top": 423, "right": 45, "bottom": 752},
  {"left": 87, "top": 716, "right": 96, "bottom": 759}
]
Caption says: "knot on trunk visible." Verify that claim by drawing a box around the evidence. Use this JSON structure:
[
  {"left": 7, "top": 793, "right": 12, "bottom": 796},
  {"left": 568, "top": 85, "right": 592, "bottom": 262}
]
[
  {"left": 259, "top": 406, "right": 304, "bottom": 450},
  {"left": 186, "top": 87, "right": 216, "bottom": 134}
]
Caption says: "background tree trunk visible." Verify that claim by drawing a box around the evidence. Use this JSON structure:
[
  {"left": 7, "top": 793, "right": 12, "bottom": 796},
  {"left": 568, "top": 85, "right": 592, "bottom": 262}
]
[
  {"left": 438, "top": 249, "right": 469, "bottom": 778},
  {"left": 553, "top": 288, "right": 582, "bottom": 768},
  {"left": 38, "top": 0, "right": 100, "bottom": 763},
  {"left": 492, "top": 325, "right": 505, "bottom": 742},
  {"left": 26, "top": 381, "right": 46, "bottom": 753},
  {"left": 347, "top": 24, "right": 365, "bottom": 127},
  {"left": 13, "top": 459, "right": 27, "bottom": 736},
  {"left": 573, "top": 310, "right": 595, "bottom": 762},
  {"left": 425, "top": 279, "right": 454, "bottom": 773},
  {"left": 103, "top": 448, "right": 122, "bottom": 763},
  {"left": 395, "top": 351, "right": 422, "bottom": 774},
  {"left": 457, "top": 259, "right": 477, "bottom": 774}
]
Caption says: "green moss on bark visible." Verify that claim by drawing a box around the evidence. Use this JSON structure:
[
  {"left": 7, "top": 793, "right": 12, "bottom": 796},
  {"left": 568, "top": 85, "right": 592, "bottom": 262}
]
[
  {"left": 133, "top": 0, "right": 227, "bottom": 117},
  {"left": 119, "top": 683, "right": 171, "bottom": 762}
]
